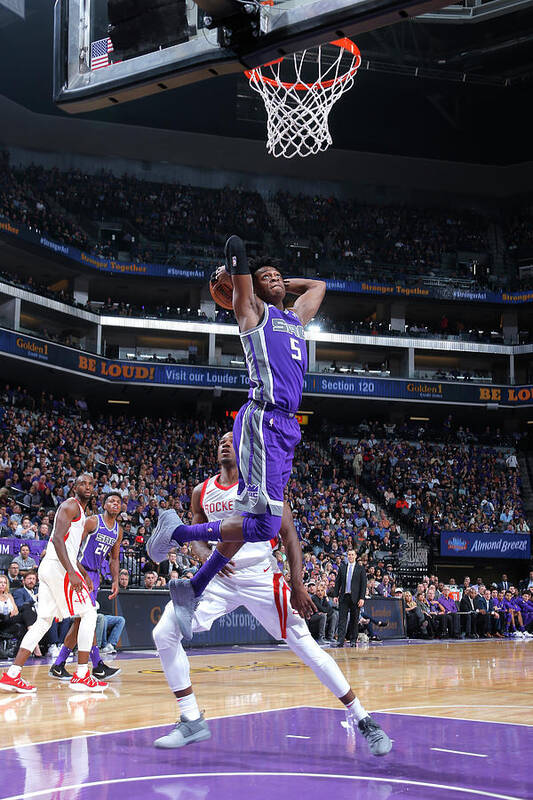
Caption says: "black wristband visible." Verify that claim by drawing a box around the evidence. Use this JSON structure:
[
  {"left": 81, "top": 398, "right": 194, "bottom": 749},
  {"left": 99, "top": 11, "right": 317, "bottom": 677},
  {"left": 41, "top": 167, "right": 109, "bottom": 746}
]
[{"left": 225, "top": 235, "right": 250, "bottom": 276}]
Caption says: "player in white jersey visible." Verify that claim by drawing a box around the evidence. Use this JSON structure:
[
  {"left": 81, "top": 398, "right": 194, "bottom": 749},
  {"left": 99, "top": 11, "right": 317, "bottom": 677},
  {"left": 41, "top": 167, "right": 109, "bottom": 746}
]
[
  {"left": 152, "top": 433, "right": 391, "bottom": 757},
  {"left": 0, "top": 474, "right": 107, "bottom": 694}
]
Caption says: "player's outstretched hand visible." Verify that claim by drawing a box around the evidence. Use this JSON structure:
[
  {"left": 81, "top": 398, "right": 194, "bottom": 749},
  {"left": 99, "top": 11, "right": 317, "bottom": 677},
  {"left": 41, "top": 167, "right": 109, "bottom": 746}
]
[
  {"left": 109, "top": 581, "right": 119, "bottom": 599},
  {"left": 290, "top": 584, "right": 317, "bottom": 619},
  {"left": 219, "top": 560, "right": 236, "bottom": 578}
]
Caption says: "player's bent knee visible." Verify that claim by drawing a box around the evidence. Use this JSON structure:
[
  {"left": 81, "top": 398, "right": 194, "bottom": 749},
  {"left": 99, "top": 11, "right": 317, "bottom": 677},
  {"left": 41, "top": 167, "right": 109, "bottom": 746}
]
[
  {"left": 242, "top": 511, "right": 282, "bottom": 542},
  {"left": 153, "top": 615, "right": 182, "bottom": 650}
]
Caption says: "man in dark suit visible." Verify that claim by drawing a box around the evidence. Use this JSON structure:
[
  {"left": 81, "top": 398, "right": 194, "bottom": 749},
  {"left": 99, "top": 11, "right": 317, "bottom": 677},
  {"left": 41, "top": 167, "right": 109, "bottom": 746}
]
[
  {"left": 498, "top": 574, "right": 510, "bottom": 591},
  {"left": 459, "top": 587, "right": 478, "bottom": 638},
  {"left": 474, "top": 588, "right": 502, "bottom": 637},
  {"left": 12, "top": 571, "right": 38, "bottom": 613},
  {"left": 475, "top": 588, "right": 503, "bottom": 637},
  {"left": 334, "top": 550, "right": 367, "bottom": 647}
]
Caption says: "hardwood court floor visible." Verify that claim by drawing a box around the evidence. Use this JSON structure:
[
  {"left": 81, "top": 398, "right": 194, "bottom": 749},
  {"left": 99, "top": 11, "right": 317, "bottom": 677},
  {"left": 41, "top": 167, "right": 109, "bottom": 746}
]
[{"left": 1, "top": 639, "right": 532, "bottom": 751}]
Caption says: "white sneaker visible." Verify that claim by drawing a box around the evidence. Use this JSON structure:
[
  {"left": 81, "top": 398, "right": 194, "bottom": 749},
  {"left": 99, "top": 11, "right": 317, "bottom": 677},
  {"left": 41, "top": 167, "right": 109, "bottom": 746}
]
[
  {"left": 48, "top": 644, "right": 60, "bottom": 659},
  {"left": 523, "top": 631, "right": 533, "bottom": 639},
  {"left": 512, "top": 631, "right": 524, "bottom": 638},
  {"left": 101, "top": 644, "right": 116, "bottom": 655}
]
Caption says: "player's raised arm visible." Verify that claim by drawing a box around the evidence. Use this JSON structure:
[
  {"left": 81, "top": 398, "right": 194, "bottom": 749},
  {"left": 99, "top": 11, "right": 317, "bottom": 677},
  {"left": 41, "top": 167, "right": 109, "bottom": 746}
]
[
  {"left": 50, "top": 498, "right": 86, "bottom": 592},
  {"left": 283, "top": 277, "right": 326, "bottom": 326},
  {"left": 224, "top": 235, "right": 263, "bottom": 332}
]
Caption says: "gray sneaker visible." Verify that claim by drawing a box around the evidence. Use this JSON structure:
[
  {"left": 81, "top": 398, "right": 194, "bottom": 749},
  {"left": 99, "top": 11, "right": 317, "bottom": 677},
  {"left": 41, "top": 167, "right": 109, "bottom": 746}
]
[
  {"left": 357, "top": 715, "right": 392, "bottom": 756},
  {"left": 154, "top": 713, "right": 211, "bottom": 749},
  {"left": 169, "top": 579, "right": 199, "bottom": 640},
  {"left": 146, "top": 509, "right": 183, "bottom": 563}
]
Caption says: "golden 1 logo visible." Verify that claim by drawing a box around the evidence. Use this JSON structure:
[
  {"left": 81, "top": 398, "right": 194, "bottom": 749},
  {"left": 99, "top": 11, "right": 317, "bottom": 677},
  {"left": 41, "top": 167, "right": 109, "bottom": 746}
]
[
  {"left": 406, "top": 382, "right": 443, "bottom": 397},
  {"left": 16, "top": 337, "right": 48, "bottom": 357},
  {"left": 479, "top": 386, "right": 533, "bottom": 403}
]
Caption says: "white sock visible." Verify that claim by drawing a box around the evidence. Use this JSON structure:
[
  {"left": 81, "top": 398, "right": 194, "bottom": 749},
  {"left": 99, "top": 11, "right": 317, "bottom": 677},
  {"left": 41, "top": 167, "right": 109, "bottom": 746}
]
[
  {"left": 76, "top": 664, "right": 89, "bottom": 678},
  {"left": 345, "top": 697, "right": 368, "bottom": 722},
  {"left": 178, "top": 693, "right": 200, "bottom": 721},
  {"left": 7, "top": 665, "right": 21, "bottom": 678}
]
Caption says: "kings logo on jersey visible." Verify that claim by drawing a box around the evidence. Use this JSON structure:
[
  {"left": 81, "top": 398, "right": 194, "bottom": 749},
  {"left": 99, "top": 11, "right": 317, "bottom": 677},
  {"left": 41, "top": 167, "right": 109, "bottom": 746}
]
[{"left": 246, "top": 484, "right": 260, "bottom": 506}]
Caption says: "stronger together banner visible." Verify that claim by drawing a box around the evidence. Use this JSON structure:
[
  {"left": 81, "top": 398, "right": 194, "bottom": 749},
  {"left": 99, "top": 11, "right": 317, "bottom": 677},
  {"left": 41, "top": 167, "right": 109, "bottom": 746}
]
[{"left": 2, "top": 215, "right": 533, "bottom": 304}]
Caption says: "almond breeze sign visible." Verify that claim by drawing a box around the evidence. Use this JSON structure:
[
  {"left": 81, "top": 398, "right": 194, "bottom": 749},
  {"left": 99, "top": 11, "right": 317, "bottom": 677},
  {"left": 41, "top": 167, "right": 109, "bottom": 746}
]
[{"left": 441, "top": 532, "right": 530, "bottom": 559}]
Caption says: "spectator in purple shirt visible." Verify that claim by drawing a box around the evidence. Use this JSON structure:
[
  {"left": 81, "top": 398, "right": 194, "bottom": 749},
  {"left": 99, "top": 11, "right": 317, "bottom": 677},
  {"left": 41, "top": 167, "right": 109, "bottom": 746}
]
[
  {"left": 502, "top": 591, "right": 527, "bottom": 638},
  {"left": 438, "top": 590, "right": 461, "bottom": 638},
  {"left": 426, "top": 586, "right": 447, "bottom": 637},
  {"left": 514, "top": 592, "right": 533, "bottom": 636},
  {"left": 376, "top": 574, "right": 392, "bottom": 597}
]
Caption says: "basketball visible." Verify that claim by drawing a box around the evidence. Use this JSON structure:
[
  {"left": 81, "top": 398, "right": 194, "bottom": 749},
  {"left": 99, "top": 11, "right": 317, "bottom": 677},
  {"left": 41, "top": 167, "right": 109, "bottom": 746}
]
[{"left": 209, "top": 268, "right": 233, "bottom": 310}]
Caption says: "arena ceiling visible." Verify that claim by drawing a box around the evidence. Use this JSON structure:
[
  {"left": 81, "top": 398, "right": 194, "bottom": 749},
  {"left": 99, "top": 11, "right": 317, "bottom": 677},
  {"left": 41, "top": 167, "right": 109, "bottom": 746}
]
[{"left": 1, "top": 1, "right": 533, "bottom": 164}]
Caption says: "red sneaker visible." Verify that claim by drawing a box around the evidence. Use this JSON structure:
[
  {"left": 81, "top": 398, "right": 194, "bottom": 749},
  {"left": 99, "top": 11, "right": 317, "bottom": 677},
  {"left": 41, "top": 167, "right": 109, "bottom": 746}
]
[
  {"left": 0, "top": 672, "right": 37, "bottom": 694},
  {"left": 69, "top": 672, "right": 108, "bottom": 692}
]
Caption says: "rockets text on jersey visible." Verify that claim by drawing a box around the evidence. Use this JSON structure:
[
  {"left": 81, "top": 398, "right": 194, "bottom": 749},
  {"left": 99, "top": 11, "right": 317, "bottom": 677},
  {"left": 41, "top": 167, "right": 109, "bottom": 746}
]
[
  {"left": 200, "top": 475, "right": 277, "bottom": 570},
  {"left": 43, "top": 499, "right": 86, "bottom": 568}
]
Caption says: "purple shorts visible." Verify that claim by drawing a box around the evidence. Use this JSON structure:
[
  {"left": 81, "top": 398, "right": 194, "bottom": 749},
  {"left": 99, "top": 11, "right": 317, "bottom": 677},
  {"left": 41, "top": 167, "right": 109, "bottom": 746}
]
[
  {"left": 232, "top": 400, "right": 301, "bottom": 517},
  {"left": 86, "top": 570, "right": 100, "bottom": 605}
]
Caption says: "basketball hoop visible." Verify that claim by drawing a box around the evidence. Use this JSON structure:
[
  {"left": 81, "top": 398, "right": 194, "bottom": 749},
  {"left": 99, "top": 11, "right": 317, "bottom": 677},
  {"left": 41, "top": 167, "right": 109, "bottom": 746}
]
[{"left": 245, "top": 38, "right": 361, "bottom": 159}]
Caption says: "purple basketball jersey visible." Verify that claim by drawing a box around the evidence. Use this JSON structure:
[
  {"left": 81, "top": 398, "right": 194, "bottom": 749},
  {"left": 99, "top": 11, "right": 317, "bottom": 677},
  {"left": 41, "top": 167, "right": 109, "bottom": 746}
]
[
  {"left": 240, "top": 304, "right": 306, "bottom": 414},
  {"left": 80, "top": 514, "right": 119, "bottom": 574}
]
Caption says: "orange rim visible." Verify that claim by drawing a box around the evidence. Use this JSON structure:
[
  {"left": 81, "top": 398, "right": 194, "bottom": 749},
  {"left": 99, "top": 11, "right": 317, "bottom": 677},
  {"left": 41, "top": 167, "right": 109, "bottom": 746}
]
[{"left": 244, "top": 38, "right": 361, "bottom": 91}]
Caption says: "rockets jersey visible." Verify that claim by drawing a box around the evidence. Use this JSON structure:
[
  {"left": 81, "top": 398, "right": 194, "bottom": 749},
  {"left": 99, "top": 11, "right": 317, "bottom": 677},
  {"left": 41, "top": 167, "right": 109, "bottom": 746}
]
[
  {"left": 44, "top": 499, "right": 86, "bottom": 568},
  {"left": 240, "top": 304, "right": 306, "bottom": 414},
  {"left": 200, "top": 474, "right": 277, "bottom": 570},
  {"left": 80, "top": 514, "right": 120, "bottom": 573}
]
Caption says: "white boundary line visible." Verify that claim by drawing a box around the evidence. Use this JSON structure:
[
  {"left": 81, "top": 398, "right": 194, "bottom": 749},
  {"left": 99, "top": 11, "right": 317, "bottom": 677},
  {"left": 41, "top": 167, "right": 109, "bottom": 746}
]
[
  {"left": 2, "top": 703, "right": 532, "bottom": 753},
  {"left": 305, "top": 705, "right": 533, "bottom": 728},
  {"left": 431, "top": 747, "right": 487, "bottom": 758},
  {"left": 3, "top": 700, "right": 532, "bottom": 758},
  {"left": 0, "top": 704, "right": 308, "bottom": 752},
  {"left": 0, "top": 771, "right": 526, "bottom": 800}
]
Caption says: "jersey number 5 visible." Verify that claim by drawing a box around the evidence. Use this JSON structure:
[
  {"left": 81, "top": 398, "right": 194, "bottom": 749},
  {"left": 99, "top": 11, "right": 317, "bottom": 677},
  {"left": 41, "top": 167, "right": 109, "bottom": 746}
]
[{"left": 290, "top": 338, "right": 302, "bottom": 361}]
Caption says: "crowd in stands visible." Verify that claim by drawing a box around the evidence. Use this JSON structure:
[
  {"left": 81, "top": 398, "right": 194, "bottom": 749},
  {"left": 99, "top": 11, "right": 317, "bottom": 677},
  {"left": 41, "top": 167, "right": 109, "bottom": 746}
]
[
  {"left": 0, "top": 382, "right": 531, "bottom": 652},
  {"left": 0, "top": 154, "right": 89, "bottom": 252},
  {"left": 402, "top": 572, "right": 533, "bottom": 640},
  {"left": 4, "top": 152, "right": 532, "bottom": 291},
  {"left": 275, "top": 191, "right": 491, "bottom": 280},
  {"left": 329, "top": 418, "right": 528, "bottom": 542}
]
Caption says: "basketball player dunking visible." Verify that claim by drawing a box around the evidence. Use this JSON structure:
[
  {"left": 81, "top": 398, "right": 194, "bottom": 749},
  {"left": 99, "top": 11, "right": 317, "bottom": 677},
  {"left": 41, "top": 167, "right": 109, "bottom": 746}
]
[
  {"left": 152, "top": 432, "right": 391, "bottom": 756},
  {"left": 49, "top": 492, "right": 123, "bottom": 682},
  {"left": 0, "top": 474, "right": 107, "bottom": 694},
  {"left": 148, "top": 235, "right": 326, "bottom": 636}
]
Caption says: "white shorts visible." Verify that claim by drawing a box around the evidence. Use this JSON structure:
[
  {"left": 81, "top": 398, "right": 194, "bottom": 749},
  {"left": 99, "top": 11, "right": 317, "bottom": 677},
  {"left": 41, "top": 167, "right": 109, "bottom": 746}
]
[
  {"left": 37, "top": 558, "right": 93, "bottom": 621},
  {"left": 163, "top": 562, "right": 309, "bottom": 641}
]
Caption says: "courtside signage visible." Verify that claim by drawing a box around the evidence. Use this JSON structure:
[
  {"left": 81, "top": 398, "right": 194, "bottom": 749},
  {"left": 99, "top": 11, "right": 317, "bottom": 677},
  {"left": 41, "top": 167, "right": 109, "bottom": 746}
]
[
  {"left": 2, "top": 328, "right": 533, "bottom": 405},
  {"left": 440, "top": 532, "right": 531, "bottom": 559}
]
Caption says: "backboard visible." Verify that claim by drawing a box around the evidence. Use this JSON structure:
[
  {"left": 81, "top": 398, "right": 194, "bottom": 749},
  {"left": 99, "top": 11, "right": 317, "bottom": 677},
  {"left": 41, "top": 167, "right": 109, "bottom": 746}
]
[{"left": 54, "top": 0, "right": 452, "bottom": 113}]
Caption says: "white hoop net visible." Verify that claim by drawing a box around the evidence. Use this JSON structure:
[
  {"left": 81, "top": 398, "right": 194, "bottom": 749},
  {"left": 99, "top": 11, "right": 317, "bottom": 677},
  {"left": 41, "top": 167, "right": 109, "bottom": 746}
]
[{"left": 245, "top": 38, "right": 361, "bottom": 159}]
